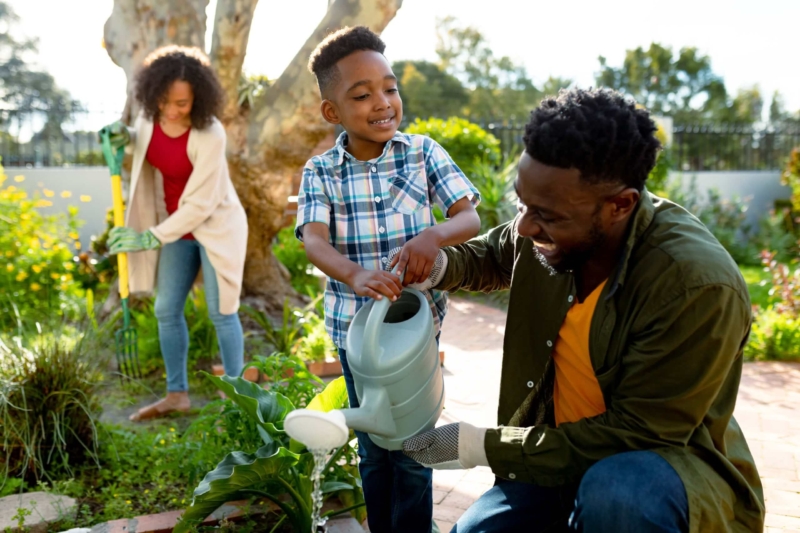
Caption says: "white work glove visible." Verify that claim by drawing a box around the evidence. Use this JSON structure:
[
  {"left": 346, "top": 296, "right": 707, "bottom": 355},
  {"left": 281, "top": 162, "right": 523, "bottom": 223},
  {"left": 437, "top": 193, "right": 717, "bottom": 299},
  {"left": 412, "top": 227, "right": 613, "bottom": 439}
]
[
  {"left": 402, "top": 422, "right": 488, "bottom": 470},
  {"left": 386, "top": 247, "right": 448, "bottom": 291}
]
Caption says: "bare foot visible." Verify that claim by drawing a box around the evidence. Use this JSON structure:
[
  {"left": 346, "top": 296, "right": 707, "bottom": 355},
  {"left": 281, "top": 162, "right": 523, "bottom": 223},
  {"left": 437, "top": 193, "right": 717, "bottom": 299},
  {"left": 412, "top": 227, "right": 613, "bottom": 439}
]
[{"left": 129, "top": 391, "right": 191, "bottom": 421}]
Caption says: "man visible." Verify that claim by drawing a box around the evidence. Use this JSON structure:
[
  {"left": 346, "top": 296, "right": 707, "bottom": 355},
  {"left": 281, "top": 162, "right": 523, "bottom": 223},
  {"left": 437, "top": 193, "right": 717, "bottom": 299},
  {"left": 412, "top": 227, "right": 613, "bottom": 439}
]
[{"left": 403, "top": 88, "right": 764, "bottom": 532}]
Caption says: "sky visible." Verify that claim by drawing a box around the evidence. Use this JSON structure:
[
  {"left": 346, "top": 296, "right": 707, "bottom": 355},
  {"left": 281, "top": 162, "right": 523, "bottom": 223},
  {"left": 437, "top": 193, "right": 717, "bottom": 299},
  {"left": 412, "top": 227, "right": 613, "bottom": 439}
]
[{"left": 6, "top": 0, "right": 799, "bottom": 130}]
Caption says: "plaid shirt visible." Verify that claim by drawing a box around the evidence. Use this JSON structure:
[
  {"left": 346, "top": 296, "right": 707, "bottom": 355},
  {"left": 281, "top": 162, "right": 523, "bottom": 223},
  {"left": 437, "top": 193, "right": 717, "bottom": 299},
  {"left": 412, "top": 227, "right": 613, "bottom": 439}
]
[{"left": 295, "top": 131, "right": 480, "bottom": 348}]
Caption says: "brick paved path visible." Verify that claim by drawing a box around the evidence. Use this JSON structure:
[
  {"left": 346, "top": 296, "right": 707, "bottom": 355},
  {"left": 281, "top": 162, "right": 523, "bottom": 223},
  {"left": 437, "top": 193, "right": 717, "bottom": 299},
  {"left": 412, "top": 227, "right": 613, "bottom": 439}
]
[{"left": 432, "top": 298, "right": 800, "bottom": 533}]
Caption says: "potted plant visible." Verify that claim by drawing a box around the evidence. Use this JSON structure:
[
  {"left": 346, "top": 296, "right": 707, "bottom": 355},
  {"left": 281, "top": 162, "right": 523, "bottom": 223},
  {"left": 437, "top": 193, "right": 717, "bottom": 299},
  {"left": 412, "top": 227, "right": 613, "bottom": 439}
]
[{"left": 296, "top": 313, "right": 341, "bottom": 378}]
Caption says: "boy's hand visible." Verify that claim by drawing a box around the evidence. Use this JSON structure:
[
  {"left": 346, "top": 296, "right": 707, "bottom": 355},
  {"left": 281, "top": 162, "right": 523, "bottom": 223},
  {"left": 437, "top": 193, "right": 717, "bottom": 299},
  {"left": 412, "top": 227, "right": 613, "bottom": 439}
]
[
  {"left": 350, "top": 268, "right": 403, "bottom": 301},
  {"left": 389, "top": 229, "right": 441, "bottom": 286}
]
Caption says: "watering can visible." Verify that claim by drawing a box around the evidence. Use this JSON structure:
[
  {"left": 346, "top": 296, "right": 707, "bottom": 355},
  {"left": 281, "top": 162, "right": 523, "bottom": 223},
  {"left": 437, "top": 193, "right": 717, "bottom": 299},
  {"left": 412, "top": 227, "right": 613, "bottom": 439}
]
[{"left": 285, "top": 287, "right": 444, "bottom": 451}]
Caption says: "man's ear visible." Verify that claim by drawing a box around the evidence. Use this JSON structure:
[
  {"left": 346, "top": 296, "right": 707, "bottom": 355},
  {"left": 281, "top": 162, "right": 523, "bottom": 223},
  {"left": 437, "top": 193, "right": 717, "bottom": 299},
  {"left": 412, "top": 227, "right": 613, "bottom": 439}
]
[
  {"left": 609, "top": 188, "right": 640, "bottom": 223},
  {"left": 321, "top": 99, "right": 341, "bottom": 125}
]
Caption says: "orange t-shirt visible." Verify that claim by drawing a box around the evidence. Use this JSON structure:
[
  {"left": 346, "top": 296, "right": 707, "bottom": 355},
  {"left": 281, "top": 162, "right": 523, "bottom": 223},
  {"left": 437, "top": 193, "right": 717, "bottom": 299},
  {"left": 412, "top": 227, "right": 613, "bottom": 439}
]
[{"left": 553, "top": 280, "right": 608, "bottom": 426}]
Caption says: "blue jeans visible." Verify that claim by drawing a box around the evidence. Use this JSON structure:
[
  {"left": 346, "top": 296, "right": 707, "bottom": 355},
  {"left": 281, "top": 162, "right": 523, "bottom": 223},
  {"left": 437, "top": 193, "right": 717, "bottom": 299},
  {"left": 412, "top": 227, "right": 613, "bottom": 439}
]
[
  {"left": 339, "top": 346, "right": 434, "bottom": 533},
  {"left": 454, "top": 451, "right": 689, "bottom": 533},
  {"left": 155, "top": 240, "right": 244, "bottom": 392}
]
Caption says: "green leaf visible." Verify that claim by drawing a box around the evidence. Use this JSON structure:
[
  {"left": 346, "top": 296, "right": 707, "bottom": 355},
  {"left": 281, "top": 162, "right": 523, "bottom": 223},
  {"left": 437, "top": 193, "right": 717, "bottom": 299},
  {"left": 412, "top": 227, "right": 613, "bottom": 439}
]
[
  {"left": 306, "top": 376, "right": 349, "bottom": 412},
  {"left": 175, "top": 443, "right": 301, "bottom": 533},
  {"left": 202, "top": 372, "right": 294, "bottom": 434},
  {"left": 321, "top": 481, "right": 354, "bottom": 494},
  {"left": 336, "top": 466, "right": 367, "bottom": 524}
]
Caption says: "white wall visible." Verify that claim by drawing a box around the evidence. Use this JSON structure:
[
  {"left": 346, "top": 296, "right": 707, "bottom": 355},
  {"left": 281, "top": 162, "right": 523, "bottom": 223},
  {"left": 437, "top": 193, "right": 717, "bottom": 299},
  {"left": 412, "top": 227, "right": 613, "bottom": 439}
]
[
  {"left": 667, "top": 170, "right": 791, "bottom": 226},
  {"left": 10, "top": 167, "right": 112, "bottom": 249}
]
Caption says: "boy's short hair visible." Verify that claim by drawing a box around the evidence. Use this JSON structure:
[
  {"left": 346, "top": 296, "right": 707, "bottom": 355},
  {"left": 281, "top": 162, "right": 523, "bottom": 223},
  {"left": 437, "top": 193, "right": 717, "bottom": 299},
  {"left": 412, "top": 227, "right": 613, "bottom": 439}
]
[{"left": 308, "top": 26, "right": 386, "bottom": 97}]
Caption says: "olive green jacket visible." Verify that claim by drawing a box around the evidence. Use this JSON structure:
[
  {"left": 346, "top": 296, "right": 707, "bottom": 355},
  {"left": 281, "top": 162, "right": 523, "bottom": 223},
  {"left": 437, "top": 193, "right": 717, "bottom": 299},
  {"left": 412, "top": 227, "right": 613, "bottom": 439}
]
[{"left": 439, "top": 191, "right": 764, "bottom": 532}]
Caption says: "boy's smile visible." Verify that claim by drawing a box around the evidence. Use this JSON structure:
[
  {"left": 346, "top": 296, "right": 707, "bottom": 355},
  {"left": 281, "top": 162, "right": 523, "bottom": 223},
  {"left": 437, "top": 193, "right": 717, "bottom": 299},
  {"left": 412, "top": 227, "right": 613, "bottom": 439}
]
[{"left": 321, "top": 50, "right": 403, "bottom": 161}]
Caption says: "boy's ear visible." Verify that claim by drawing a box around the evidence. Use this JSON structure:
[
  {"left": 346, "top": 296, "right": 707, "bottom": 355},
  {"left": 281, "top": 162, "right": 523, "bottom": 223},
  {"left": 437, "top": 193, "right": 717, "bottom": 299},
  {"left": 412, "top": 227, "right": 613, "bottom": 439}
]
[{"left": 320, "top": 100, "right": 341, "bottom": 125}]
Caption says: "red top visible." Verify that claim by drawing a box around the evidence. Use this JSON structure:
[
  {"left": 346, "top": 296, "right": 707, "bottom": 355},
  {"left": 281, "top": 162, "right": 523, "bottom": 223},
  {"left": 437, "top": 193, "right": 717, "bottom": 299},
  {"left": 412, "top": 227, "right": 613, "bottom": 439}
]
[{"left": 146, "top": 122, "right": 195, "bottom": 240}]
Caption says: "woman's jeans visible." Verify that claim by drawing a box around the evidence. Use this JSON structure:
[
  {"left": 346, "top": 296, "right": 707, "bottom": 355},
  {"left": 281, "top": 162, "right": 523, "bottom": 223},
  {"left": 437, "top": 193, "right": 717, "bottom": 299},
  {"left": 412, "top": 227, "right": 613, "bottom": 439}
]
[{"left": 155, "top": 240, "right": 243, "bottom": 392}]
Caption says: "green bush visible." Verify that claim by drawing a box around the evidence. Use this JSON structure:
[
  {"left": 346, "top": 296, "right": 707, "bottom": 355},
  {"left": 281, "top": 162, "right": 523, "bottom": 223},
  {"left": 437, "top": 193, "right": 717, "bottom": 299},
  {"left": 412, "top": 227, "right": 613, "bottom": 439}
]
[
  {"left": 470, "top": 154, "right": 518, "bottom": 232},
  {"left": 0, "top": 331, "right": 102, "bottom": 484},
  {"left": 273, "top": 226, "right": 320, "bottom": 296},
  {"left": 746, "top": 309, "right": 800, "bottom": 361},
  {"left": 405, "top": 117, "right": 501, "bottom": 178},
  {"left": 0, "top": 165, "right": 85, "bottom": 331}
]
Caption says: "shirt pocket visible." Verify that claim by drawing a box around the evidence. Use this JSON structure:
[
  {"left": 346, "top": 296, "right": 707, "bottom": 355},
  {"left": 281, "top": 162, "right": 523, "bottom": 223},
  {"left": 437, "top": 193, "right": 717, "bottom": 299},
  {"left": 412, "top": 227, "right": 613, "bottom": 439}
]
[{"left": 389, "top": 170, "right": 428, "bottom": 215}]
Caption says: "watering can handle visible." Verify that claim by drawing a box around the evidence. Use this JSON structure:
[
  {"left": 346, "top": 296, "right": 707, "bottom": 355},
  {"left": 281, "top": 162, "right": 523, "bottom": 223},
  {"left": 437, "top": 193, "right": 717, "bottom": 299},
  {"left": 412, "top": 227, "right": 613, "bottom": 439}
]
[{"left": 361, "top": 265, "right": 404, "bottom": 371}]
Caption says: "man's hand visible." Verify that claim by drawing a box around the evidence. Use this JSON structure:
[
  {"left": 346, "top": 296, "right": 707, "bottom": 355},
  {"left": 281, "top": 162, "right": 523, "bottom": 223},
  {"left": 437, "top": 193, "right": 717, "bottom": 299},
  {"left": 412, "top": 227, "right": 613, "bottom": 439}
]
[
  {"left": 389, "top": 228, "right": 441, "bottom": 286},
  {"left": 402, "top": 422, "right": 489, "bottom": 470},
  {"left": 99, "top": 121, "right": 131, "bottom": 150},
  {"left": 349, "top": 268, "right": 403, "bottom": 301},
  {"left": 108, "top": 227, "right": 161, "bottom": 254}
]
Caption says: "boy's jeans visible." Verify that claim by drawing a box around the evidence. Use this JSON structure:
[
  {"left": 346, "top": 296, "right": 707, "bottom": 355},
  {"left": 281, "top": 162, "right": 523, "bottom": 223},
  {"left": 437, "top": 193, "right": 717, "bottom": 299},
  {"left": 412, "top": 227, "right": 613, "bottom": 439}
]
[
  {"left": 155, "top": 240, "right": 244, "bottom": 392},
  {"left": 339, "top": 346, "right": 434, "bottom": 533}
]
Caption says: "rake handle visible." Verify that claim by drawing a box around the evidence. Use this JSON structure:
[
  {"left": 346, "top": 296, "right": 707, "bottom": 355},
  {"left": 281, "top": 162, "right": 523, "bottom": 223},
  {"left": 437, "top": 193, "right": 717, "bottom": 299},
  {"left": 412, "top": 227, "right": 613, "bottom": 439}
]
[{"left": 111, "top": 174, "right": 130, "bottom": 301}]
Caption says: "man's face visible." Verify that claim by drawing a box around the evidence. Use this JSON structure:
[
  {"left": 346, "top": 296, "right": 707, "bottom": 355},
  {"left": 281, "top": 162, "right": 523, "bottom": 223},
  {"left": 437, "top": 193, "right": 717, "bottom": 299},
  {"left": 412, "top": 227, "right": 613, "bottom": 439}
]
[
  {"left": 514, "top": 152, "right": 617, "bottom": 275},
  {"left": 323, "top": 50, "right": 403, "bottom": 147}
]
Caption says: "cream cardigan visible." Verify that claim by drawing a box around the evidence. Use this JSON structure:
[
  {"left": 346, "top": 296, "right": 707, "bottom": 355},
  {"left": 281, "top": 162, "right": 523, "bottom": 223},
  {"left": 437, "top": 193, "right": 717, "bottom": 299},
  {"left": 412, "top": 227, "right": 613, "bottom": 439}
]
[{"left": 124, "top": 115, "right": 247, "bottom": 315}]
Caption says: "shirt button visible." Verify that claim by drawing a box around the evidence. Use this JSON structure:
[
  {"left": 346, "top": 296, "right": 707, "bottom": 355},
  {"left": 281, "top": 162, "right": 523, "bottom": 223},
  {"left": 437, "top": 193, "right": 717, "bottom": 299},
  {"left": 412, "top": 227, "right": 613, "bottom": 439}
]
[
  {"left": 371, "top": 166, "right": 377, "bottom": 172},
  {"left": 568, "top": 295, "right": 574, "bottom": 303},
  {"left": 527, "top": 381, "right": 534, "bottom": 388},
  {"left": 375, "top": 196, "right": 382, "bottom": 203},
  {"left": 379, "top": 227, "right": 385, "bottom": 234},
  {"left": 509, "top": 473, "right": 516, "bottom": 480},
  {"left": 546, "top": 340, "right": 553, "bottom": 348},
  {"left": 381, "top": 257, "right": 388, "bottom": 264}
]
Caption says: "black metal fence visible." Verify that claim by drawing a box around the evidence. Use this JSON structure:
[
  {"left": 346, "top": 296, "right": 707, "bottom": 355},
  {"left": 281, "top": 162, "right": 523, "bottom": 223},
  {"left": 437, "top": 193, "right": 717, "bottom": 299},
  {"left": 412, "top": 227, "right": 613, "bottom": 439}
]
[
  {"left": 0, "top": 109, "right": 122, "bottom": 168},
  {"left": 2, "top": 109, "right": 799, "bottom": 172}
]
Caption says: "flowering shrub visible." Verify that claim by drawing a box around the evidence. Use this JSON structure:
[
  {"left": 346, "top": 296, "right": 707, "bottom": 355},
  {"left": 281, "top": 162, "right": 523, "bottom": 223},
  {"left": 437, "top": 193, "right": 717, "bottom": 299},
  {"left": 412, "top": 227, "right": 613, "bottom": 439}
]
[{"left": 0, "top": 164, "right": 84, "bottom": 329}]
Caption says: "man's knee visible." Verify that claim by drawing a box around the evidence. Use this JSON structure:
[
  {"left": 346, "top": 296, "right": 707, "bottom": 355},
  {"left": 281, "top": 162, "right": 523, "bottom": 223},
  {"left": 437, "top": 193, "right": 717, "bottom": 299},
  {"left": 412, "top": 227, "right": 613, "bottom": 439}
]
[{"left": 572, "top": 451, "right": 688, "bottom": 532}]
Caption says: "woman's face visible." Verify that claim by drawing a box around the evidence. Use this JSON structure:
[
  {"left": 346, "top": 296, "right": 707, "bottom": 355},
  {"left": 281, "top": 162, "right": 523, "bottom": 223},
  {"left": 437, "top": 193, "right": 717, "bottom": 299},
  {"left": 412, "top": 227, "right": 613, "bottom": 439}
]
[{"left": 158, "top": 80, "right": 194, "bottom": 124}]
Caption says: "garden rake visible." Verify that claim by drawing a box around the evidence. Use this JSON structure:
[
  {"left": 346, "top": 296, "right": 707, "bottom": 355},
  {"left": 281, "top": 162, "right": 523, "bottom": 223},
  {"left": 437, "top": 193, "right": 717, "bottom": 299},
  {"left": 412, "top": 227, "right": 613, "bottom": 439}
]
[{"left": 99, "top": 127, "right": 142, "bottom": 381}]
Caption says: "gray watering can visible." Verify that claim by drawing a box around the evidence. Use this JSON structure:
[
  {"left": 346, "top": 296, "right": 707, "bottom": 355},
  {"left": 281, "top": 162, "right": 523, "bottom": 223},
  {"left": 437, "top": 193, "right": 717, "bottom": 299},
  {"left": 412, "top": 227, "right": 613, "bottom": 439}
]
[{"left": 285, "top": 286, "right": 444, "bottom": 451}]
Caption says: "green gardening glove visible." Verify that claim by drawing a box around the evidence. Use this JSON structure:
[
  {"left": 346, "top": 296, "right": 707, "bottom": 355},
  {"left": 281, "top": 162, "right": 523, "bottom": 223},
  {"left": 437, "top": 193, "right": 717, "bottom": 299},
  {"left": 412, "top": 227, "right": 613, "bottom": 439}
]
[
  {"left": 108, "top": 227, "right": 161, "bottom": 254},
  {"left": 99, "top": 121, "right": 131, "bottom": 150}
]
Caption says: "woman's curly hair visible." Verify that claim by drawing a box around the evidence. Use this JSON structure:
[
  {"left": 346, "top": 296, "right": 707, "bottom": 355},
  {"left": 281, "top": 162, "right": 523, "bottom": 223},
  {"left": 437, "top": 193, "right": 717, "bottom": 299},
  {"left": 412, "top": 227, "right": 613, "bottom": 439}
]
[
  {"left": 523, "top": 88, "right": 661, "bottom": 191},
  {"left": 134, "top": 45, "right": 223, "bottom": 129}
]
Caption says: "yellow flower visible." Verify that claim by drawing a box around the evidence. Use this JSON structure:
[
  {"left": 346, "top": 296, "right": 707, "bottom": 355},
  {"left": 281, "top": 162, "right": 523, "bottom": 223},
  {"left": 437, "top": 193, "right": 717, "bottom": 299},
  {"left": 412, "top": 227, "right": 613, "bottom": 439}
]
[
  {"left": 68, "top": 232, "right": 79, "bottom": 240},
  {"left": 35, "top": 199, "right": 53, "bottom": 208},
  {"left": 5, "top": 251, "right": 13, "bottom": 257},
  {"left": 15, "top": 271, "right": 27, "bottom": 282},
  {"left": 43, "top": 189, "right": 55, "bottom": 198},
  {"left": 144, "top": 489, "right": 150, "bottom": 494},
  {"left": 60, "top": 191, "right": 72, "bottom": 198},
  {"left": 6, "top": 186, "right": 16, "bottom": 193},
  {"left": 160, "top": 439, "right": 165, "bottom": 445},
  {"left": 29, "top": 238, "right": 40, "bottom": 249},
  {"left": 32, "top": 265, "right": 42, "bottom": 273},
  {"left": 51, "top": 273, "right": 60, "bottom": 280},
  {"left": 64, "top": 273, "right": 73, "bottom": 280},
  {"left": 30, "top": 283, "right": 41, "bottom": 291},
  {"left": 169, "top": 427, "right": 176, "bottom": 432},
  {"left": 80, "top": 195, "right": 91, "bottom": 202},
  {"left": 6, "top": 264, "right": 14, "bottom": 272},
  {"left": 13, "top": 175, "right": 24, "bottom": 182},
  {"left": 74, "top": 241, "right": 81, "bottom": 250},
  {"left": 126, "top": 500, "right": 131, "bottom": 505}
]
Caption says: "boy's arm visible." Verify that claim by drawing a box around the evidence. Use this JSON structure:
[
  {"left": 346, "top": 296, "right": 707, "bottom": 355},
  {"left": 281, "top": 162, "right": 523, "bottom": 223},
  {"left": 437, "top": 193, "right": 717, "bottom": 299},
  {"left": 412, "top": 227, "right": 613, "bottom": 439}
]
[
  {"left": 390, "top": 197, "right": 480, "bottom": 285},
  {"left": 302, "top": 222, "right": 403, "bottom": 301}
]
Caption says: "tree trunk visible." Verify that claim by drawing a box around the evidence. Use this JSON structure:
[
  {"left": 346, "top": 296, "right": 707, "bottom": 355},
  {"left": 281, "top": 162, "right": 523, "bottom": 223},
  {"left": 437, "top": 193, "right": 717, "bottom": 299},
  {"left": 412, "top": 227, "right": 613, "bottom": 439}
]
[{"left": 105, "top": 0, "right": 404, "bottom": 312}]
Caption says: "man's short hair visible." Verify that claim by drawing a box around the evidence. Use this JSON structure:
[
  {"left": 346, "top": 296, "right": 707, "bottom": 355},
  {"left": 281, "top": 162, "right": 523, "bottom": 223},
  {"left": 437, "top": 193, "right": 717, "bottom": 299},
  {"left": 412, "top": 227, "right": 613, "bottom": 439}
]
[
  {"left": 308, "top": 26, "right": 386, "bottom": 96},
  {"left": 523, "top": 88, "right": 661, "bottom": 191}
]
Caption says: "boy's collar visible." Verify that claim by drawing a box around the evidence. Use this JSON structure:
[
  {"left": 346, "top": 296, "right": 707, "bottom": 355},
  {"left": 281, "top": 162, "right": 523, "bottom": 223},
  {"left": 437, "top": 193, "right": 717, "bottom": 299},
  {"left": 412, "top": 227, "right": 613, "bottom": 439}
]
[{"left": 334, "top": 131, "right": 410, "bottom": 165}]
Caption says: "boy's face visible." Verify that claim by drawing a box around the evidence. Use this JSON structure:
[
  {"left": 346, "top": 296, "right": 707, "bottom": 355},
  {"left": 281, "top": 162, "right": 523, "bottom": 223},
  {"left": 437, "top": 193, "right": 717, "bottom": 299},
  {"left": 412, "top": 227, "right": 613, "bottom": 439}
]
[{"left": 321, "top": 50, "right": 403, "bottom": 152}]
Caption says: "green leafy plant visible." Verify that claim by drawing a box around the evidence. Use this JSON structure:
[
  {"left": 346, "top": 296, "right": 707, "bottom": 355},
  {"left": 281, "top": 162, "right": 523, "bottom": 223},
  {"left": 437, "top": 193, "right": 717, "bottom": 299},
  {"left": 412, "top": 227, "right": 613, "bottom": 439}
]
[
  {"left": 273, "top": 226, "right": 320, "bottom": 296},
  {"left": 0, "top": 331, "right": 102, "bottom": 485},
  {"left": 405, "top": 117, "right": 501, "bottom": 178},
  {"left": 295, "top": 311, "right": 336, "bottom": 364},
  {"left": 470, "top": 153, "right": 519, "bottom": 232},
  {"left": 245, "top": 352, "right": 324, "bottom": 409},
  {"left": 175, "top": 375, "right": 364, "bottom": 533},
  {"left": 0, "top": 164, "right": 85, "bottom": 331},
  {"left": 243, "top": 300, "right": 303, "bottom": 355}
]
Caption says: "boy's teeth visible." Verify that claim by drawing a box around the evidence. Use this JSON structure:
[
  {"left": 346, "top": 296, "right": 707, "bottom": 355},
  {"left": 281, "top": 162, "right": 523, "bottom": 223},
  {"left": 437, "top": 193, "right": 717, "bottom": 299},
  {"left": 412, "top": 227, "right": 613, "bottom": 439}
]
[{"left": 372, "top": 118, "right": 391, "bottom": 124}]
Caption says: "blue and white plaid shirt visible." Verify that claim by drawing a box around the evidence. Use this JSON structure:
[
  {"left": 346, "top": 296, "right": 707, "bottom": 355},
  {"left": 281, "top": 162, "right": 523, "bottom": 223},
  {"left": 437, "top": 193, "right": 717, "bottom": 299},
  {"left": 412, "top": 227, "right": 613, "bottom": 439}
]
[{"left": 295, "top": 131, "right": 480, "bottom": 348}]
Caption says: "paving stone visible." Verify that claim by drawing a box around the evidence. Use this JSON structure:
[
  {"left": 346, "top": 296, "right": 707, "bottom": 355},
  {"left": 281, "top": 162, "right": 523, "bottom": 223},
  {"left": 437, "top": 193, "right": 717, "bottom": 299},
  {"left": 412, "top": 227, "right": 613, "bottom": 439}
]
[{"left": 0, "top": 492, "right": 76, "bottom": 533}]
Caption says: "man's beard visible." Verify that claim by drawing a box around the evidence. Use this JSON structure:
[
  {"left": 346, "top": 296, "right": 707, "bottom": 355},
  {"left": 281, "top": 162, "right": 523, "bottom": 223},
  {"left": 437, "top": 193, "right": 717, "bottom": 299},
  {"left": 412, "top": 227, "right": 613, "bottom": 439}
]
[{"left": 533, "top": 218, "right": 607, "bottom": 276}]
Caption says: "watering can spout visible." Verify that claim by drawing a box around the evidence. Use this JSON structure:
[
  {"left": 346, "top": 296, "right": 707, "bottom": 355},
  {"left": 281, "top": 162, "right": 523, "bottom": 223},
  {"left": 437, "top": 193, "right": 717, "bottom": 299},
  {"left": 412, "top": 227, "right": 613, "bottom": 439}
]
[{"left": 340, "top": 384, "right": 397, "bottom": 437}]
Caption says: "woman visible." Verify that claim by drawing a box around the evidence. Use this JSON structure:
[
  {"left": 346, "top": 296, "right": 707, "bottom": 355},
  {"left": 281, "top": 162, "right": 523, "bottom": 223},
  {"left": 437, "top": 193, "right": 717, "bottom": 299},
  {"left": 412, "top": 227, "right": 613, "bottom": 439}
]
[{"left": 104, "top": 45, "right": 247, "bottom": 421}]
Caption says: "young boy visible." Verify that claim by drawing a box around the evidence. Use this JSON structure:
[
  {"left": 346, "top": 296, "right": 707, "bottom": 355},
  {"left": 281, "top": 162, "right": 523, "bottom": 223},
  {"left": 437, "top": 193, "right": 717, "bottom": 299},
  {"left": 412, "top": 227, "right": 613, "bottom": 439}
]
[{"left": 295, "top": 26, "right": 481, "bottom": 533}]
